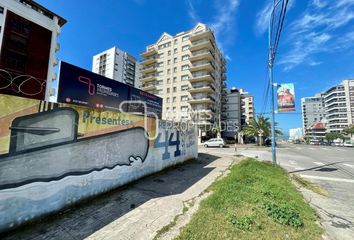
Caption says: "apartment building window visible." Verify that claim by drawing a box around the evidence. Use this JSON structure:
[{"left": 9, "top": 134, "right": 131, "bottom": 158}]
[
  {"left": 182, "top": 35, "right": 189, "bottom": 41},
  {"left": 166, "top": 107, "right": 170, "bottom": 112},
  {"left": 182, "top": 45, "right": 190, "bottom": 51},
  {"left": 157, "top": 62, "right": 164, "bottom": 67},
  {"left": 181, "top": 64, "right": 189, "bottom": 71},
  {"left": 174, "top": 39, "right": 178, "bottom": 44},
  {"left": 166, "top": 97, "right": 170, "bottom": 103},
  {"left": 173, "top": 77, "right": 177, "bottom": 83},
  {"left": 173, "top": 67, "right": 177, "bottom": 73},
  {"left": 167, "top": 59, "right": 171, "bottom": 65},
  {"left": 157, "top": 71, "right": 164, "bottom": 76},
  {"left": 158, "top": 53, "right": 164, "bottom": 58},
  {"left": 157, "top": 89, "right": 163, "bottom": 94},
  {"left": 174, "top": 48, "right": 178, "bottom": 53},
  {"left": 158, "top": 42, "right": 171, "bottom": 49},
  {"left": 173, "top": 107, "right": 176, "bottom": 113},
  {"left": 167, "top": 88, "right": 170, "bottom": 93},
  {"left": 157, "top": 80, "right": 163, "bottom": 85},
  {"left": 181, "top": 85, "right": 189, "bottom": 91},
  {"left": 181, "top": 95, "right": 189, "bottom": 101},
  {"left": 181, "top": 75, "right": 189, "bottom": 81},
  {"left": 174, "top": 57, "right": 177, "bottom": 63},
  {"left": 182, "top": 55, "right": 189, "bottom": 61},
  {"left": 173, "top": 87, "right": 177, "bottom": 92},
  {"left": 181, "top": 106, "right": 189, "bottom": 112},
  {"left": 167, "top": 78, "right": 171, "bottom": 83},
  {"left": 167, "top": 69, "right": 171, "bottom": 74},
  {"left": 168, "top": 50, "right": 171, "bottom": 56},
  {"left": 173, "top": 97, "right": 177, "bottom": 102}
]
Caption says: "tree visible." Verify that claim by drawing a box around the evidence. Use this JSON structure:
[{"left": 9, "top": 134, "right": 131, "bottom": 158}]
[
  {"left": 243, "top": 115, "right": 282, "bottom": 145},
  {"left": 325, "top": 132, "right": 345, "bottom": 143},
  {"left": 343, "top": 126, "right": 354, "bottom": 135}
]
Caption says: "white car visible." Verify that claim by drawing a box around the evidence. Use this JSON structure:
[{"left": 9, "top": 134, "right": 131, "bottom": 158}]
[
  {"left": 343, "top": 141, "right": 354, "bottom": 147},
  {"left": 204, "top": 138, "right": 225, "bottom": 148}
]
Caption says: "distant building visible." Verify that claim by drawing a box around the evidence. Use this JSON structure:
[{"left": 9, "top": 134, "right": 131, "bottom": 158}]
[
  {"left": 221, "top": 88, "right": 241, "bottom": 139},
  {"left": 289, "top": 128, "right": 303, "bottom": 141},
  {"left": 305, "top": 122, "right": 326, "bottom": 140},
  {"left": 92, "top": 46, "right": 138, "bottom": 86},
  {"left": 240, "top": 89, "right": 255, "bottom": 128},
  {"left": 301, "top": 93, "right": 325, "bottom": 135},
  {"left": 323, "top": 79, "right": 354, "bottom": 133},
  {"left": 0, "top": 0, "right": 66, "bottom": 101}
]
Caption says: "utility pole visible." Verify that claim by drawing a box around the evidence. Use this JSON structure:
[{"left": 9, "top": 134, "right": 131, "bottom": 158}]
[{"left": 268, "top": 1, "right": 281, "bottom": 165}]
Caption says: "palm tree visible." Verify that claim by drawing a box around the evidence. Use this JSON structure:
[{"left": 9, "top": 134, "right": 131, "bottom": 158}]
[{"left": 243, "top": 115, "right": 282, "bottom": 145}]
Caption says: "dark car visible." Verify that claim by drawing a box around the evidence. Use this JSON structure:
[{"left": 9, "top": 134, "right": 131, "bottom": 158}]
[{"left": 265, "top": 138, "right": 277, "bottom": 147}]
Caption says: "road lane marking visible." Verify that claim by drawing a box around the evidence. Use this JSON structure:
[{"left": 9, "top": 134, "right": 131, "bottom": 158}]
[
  {"left": 335, "top": 148, "right": 347, "bottom": 152},
  {"left": 309, "top": 147, "right": 315, "bottom": 150},
  {"left": 321, "top": 148, "right": 330, "bottom": 151},
  {"left": 343, "top": 164, "right": 354, "bottom": 169},
  {"left": 295, "top": 147, "right": 302, "bottom": 150},
  {"left": 314, "top": 161, "right": 324, "bottom": 165},
  {"left": 300, "top": 175, "right": 354, "bottom": 183}
]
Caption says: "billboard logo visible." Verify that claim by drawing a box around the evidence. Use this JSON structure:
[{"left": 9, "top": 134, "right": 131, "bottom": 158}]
[{"left": 78, "top": 76, "right": 95, "bottom": 95}]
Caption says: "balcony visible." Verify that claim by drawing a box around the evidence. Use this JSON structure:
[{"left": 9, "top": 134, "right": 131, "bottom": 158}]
[
  {"left": 189, "top": 84, "right": 215, "bottom": 94},
  {"left": 189, "top": 73, "right": 215, "bottom": 83},
  {"left": 188, "top": 95, "right": 215, "bottom": 104},
  {"left": 140, "top": 74, "right": 157, "bottom": 83},
  {"left": 189, "top": 39, "right": 215, "bottom": 52},
  {"left": 141, "top": 48, "right": 157, "bottom": 58},
  {"left": 142, "top": 65, "right": 157, "bottom": 74},
  {"left": 189, "top": 50, "right": 215, "bottom": 62},
  {"left": 141, "top": 57, "right": 157, "bottom": 66},
  {"left": 141, "top": 83, "right": 157, "bottom": 91},
  {"left": 189, "top": 30, "right": 214, "bottom": 41},
  {"left": 221, "top": 73, "right": 226, "bottom": 81},
  {"left": 189, "top": 61, "right": 215, "bottom": 72}
]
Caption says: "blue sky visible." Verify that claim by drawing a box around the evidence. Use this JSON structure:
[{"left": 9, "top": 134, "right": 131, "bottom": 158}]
[{"left": 37, "top": 0, "right": 354, "bottom": 135}]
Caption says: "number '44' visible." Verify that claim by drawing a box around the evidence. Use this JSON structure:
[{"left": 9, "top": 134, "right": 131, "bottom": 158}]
[{"left": 154, "top": 130, "right": 181, "bottom": 160}]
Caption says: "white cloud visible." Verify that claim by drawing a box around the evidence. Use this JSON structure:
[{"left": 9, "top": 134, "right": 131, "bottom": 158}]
[
  {"left": 187, "top": 0, "right": 199, "bottom": 23},
  {"left": 255, "top": 0, "right": 296, "bottom": 35},
  {"left": 187, "top": 0, "right": 239, "bottom": 54},
  {"left": 279, "top": 0, "right": 354, "bottom": 70},
  {"left": 225, "top": 54, "right": 232, "bottom": 61}
]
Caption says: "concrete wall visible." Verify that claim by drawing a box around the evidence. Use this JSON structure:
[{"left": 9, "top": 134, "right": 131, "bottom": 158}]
[{"left": 0, "top": 95, "right": 198, "bottom": 233}]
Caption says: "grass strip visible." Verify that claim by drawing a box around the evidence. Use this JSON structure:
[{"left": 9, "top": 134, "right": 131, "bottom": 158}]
[{"left": 176, "top": 158, "right": 323, "bottom": 240}]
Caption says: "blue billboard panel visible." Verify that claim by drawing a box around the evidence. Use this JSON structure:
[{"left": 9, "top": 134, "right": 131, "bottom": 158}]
[
  {"left": 128, "top": 88, "right": 163, "bottom": 118},
  {"left": 57, "top": 61, "right": 162, "bottom": 117},
  {"left": 58, "top": 61, "right": 130, "bottom": 112}
]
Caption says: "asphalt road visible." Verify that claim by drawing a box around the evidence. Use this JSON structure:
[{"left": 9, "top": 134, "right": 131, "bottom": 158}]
[{"left": 200, "top": 143, "right": 354, "bottom": 240}]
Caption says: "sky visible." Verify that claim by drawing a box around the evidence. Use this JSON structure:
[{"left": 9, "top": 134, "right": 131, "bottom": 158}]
[{"left": 37, "top": 0, "right": 354, "bottom": 135}]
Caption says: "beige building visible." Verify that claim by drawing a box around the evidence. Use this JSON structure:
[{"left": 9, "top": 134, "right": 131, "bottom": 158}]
[
  {"left": 240, "top": 89, "right": 255, "bottom": 128},
  {"left": 140, "top": 23, "right": 227, "bottom": 138}
]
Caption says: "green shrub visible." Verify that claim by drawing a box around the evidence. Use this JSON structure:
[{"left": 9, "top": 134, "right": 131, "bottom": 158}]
[
  {"left": 227, "top": 214, "right": 254, "bottom": 231},
  {"left": 263, "top": 202, "right": 304, "bottom": 228}
]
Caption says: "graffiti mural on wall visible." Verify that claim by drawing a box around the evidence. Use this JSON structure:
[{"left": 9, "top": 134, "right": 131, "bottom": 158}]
[{"left": 0, "top": 94, "right": 197, "bottom": 233}]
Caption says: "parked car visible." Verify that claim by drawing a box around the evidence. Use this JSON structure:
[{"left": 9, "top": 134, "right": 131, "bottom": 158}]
[
  {"left": 203, "top": 138, "right": 225, "bottom": 148},
  {"left": 264, "top": 138, "right": 277, "bottom": 147},
  {"left": 343, "top": 141, "right": 354, "bottom": 147}
]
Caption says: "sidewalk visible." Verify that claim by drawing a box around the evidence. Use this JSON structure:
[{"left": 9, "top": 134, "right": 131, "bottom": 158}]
[{"left": 2, "top": 152, "right": 238, "bottom": 240}]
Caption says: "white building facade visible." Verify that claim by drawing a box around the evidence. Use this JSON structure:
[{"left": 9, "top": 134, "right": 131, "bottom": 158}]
[
  {"left": 301, "top": 93, "right": 325, "bottom": 135},
  {"left": 92, "top": 46, "right": 138, "bottom": 86}
]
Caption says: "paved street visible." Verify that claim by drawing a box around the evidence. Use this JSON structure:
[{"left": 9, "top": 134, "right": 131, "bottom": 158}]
[{"left": 200, "top": 143, "right": 354, "bottom": 240}]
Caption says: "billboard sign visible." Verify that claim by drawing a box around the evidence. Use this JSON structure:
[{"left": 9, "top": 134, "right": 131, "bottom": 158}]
[
  {"left": 57, "top": 61, "right": 130, "bottom": 112},
  {"left": 128, "top": 88, "right": 163, "bottom": 118},
  {"left": 277, "top": 83, "right": 295, "bottom": 112},
  {"left": 57, "top": 61, "right": 163, "bottom": 117}
]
